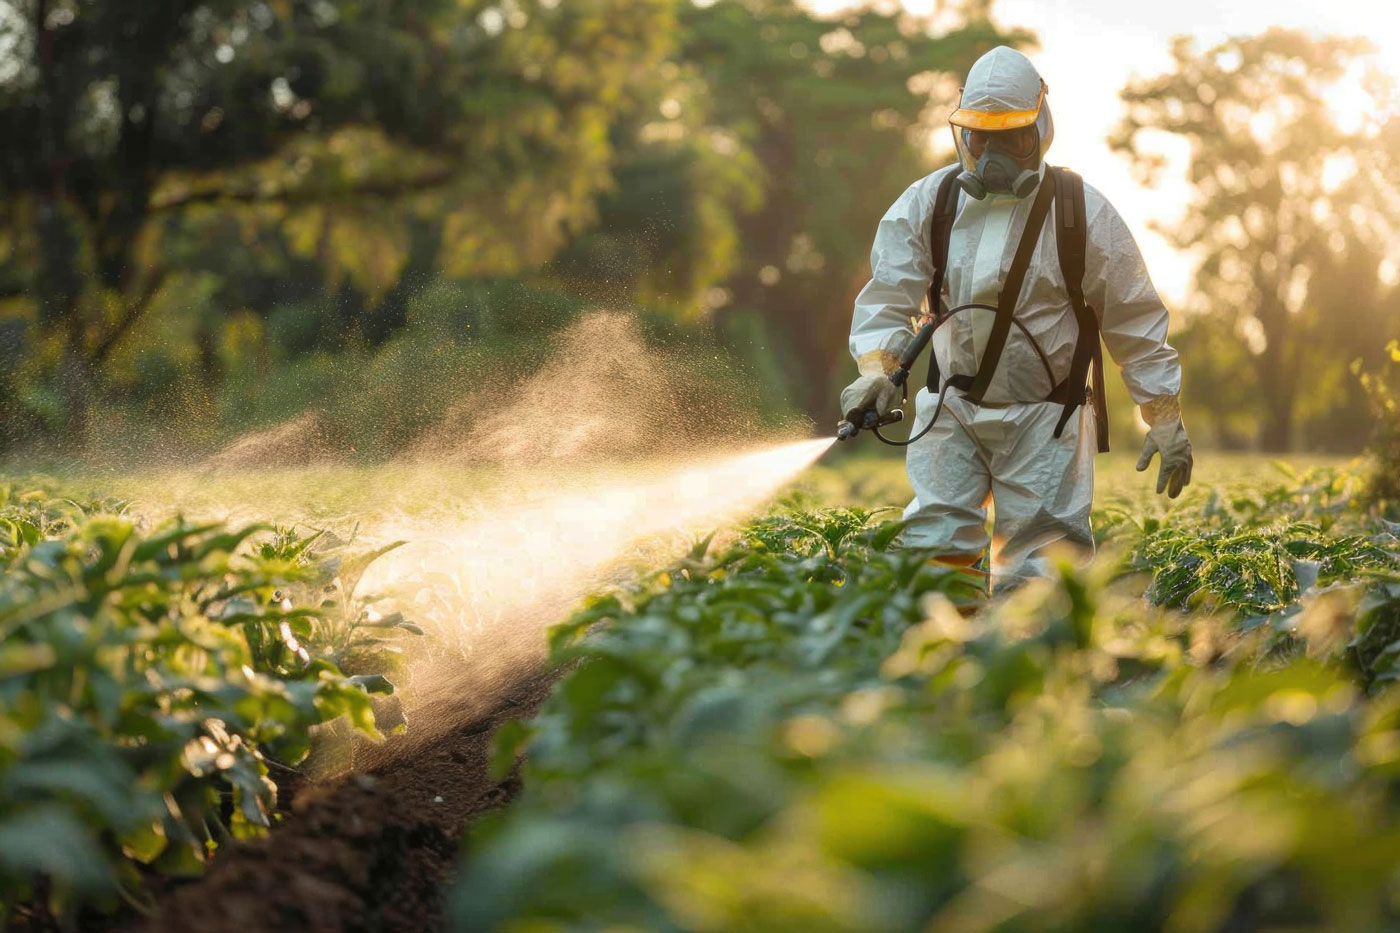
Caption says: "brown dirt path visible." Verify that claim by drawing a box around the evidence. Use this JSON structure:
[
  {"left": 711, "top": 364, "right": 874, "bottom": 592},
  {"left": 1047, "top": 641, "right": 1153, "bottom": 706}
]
[{"left": 140, "top": 672, "right": 554, "bottom": 933}]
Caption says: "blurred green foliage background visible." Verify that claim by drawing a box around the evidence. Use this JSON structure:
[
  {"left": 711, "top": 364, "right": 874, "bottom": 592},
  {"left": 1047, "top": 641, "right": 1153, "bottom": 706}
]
[{"left": 0, "top": 1, "right": 1397, "bottom": 460}]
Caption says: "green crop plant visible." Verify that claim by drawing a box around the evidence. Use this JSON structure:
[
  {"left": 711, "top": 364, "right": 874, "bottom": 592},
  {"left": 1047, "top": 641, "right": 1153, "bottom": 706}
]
[
  {"left": 455, "top": 478, "right": 1400, "bottom": 931},
  {"left": 1101, "top": 465, "right": 1400, "bottom": 675},
  {"left": 246, "top": 525, "right": 422, "bottom": 682},
  {"left": 0, "top": 491, "right": 418, "bottom": 922}
]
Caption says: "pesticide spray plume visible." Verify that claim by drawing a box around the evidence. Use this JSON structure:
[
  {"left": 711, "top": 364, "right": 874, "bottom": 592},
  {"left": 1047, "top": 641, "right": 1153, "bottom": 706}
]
[
  {"left": 358, "top": 435, "right": 834, "bottom": 756},
  {"left": 84, "top": 311, "right": 833, "bottom": 769},
  {"left": 410, "top": 311, "right": 777, "bottom": 469}
]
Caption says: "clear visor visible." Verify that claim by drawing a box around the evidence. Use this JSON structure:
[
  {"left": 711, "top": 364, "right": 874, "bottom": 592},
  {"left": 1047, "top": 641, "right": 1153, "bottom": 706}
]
[{"left": 952, "top": 125, "right": 1041, "bottom": 173}]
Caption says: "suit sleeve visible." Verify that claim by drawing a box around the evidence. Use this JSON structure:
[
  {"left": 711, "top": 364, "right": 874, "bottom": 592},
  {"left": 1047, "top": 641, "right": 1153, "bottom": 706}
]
[
  {"left": 1082, "top": 191, "right": 1182, "bottom": 403},
  {"left": 849, "top": 178, "right": 936, "bottom": 361}
]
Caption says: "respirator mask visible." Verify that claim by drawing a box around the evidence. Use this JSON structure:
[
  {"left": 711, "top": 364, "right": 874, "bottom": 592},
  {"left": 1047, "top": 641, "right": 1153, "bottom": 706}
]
[{"left": 953, "top": 125, "right": 1040, "bottom": 199}]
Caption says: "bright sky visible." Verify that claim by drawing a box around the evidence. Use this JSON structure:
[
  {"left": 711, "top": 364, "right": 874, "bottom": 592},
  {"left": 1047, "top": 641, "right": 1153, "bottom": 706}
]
[{"left": 804, "top": 0, "right": 1400, "bottom": 305}]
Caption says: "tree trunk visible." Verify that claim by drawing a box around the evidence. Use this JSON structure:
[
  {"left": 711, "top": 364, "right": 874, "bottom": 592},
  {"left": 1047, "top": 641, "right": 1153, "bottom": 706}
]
[
  {"left": 60, "top": 321, "right": 93, "bottom": 451},
  {"left": 1252, "top": 288, "right": 1297, "bottom": 452},
  {"left": 1258, "top": 395, "right": 1293, "bottom": 452}
]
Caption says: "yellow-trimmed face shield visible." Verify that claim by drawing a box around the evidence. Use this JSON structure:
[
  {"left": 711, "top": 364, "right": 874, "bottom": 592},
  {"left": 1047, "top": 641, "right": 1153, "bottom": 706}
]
[{"left": 950, "top": 82, "right": 1047, "bottom": 133}]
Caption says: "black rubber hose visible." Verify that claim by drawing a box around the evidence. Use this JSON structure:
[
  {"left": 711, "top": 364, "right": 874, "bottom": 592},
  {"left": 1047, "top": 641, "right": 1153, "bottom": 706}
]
[
  {"left": 870, "top": 317, "right": 948, "bottom": 447},
  {"left": 873, "top": 388, "right": 946, "bottom": 446}
]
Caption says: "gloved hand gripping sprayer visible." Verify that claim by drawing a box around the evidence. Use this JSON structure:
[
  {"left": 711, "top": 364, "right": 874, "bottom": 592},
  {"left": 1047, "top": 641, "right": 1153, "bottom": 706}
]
[{"left": 836, "top": 316, "right": 945, "bottom": 446}]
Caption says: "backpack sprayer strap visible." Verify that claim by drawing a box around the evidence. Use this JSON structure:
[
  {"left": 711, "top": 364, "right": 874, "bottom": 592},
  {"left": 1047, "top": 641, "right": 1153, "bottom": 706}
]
[
  {"left": 962, "top": 174, "right": 1055, "bottom": 404},
  {"left": 861, "top": 166, "right": 1109, "bottom": 450},
  {"left": 920, "top": 166, "right": 1109, "bottom": 451},
  {"left": 1049, "top": 166, "right": 1110, "bottom": 452},
  {"left": 924, "top": 170, "right": 961, "bottom": 395}
]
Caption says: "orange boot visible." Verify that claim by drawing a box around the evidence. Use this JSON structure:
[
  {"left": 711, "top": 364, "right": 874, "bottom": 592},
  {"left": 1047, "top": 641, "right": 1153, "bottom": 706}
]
[{"left": 927, "top": 552, "right": 990, "bottom": 612}]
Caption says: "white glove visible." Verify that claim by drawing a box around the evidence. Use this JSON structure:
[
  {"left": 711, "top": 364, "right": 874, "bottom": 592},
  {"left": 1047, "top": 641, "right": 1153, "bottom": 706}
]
[
  {"left": 1136, "top": 395, "right": 1193, "bottom": 498},
  {"left": 840, "top": 350, "right": 901, "bottom": 421}
]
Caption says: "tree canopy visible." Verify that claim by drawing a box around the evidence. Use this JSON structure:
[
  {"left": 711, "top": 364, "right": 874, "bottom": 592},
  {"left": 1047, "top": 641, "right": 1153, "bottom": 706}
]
[
  {"left": 8, "top": 4, "right": 1393, "bottom": 457},
  {"left": 0, "top": 0, "right": 1025, "bottom": 452},
  {"left": 1113, "top": 28, "right": 1400, "bottom": 451},
  {"left": 0, "top": 0, "right": 674, "bottom": 443}
]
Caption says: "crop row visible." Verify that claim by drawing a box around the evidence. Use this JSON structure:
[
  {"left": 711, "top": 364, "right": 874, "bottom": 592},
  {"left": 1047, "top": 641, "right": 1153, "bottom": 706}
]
[
  {"left": 454, "top": 470, "right": 1400, "bottom": 931},
  {"left": 0, "top": 486, "right": 417, "bottom": 922}
]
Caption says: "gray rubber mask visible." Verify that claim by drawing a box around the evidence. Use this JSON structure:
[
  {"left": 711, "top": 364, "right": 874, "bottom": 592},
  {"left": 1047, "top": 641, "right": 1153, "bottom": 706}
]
[{"left": 955, "top": 149, "right": 1040, "bottom": 201}]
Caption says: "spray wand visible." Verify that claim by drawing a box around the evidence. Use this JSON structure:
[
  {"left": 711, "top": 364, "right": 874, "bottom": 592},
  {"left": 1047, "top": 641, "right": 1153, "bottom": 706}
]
[{"left": 836, "top": 317, "right": 943, "bottom": 445}]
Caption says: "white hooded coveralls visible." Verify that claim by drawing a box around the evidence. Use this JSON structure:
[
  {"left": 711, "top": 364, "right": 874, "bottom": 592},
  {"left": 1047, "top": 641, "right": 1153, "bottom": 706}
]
[{"left": 849, "top": 48, "right": 1182, "bottom": 584}]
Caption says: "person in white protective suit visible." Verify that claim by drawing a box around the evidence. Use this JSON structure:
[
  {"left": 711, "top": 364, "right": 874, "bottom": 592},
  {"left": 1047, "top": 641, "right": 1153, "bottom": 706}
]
[{"left": 841, "top": 45, "right": 1193, "bottom": 587}]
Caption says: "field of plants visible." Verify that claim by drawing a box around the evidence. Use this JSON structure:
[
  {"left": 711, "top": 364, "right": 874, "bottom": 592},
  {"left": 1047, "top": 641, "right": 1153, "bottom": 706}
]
[
  {"left": 3, "top": 452, "right": 1400, "bottom": 930},
  {"left": 0, "top": 482, "right": 420, "bottom": 925},
  {"left": 450, "top": 455, "right": 1400, "bottom": 931},
  {"left": 6, "top": 0, "right": 1400, "bottom": 927}
]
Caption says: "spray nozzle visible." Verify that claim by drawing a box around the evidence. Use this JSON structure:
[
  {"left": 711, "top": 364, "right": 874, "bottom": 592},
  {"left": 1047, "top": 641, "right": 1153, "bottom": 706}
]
[{"left": 836, "top": 407, "right": 903, "bottom": 441}]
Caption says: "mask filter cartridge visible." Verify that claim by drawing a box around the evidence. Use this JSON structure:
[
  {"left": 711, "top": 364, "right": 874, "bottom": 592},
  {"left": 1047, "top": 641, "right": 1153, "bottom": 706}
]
[{"left": 956, "top": 149, "right": 1039, "bottom": 200}]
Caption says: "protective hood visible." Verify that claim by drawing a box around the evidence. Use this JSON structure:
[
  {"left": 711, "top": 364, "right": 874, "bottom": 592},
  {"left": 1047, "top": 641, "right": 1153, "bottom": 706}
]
[{"left": 950, "top": 46, "right": 1054, "bottom": 176}]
